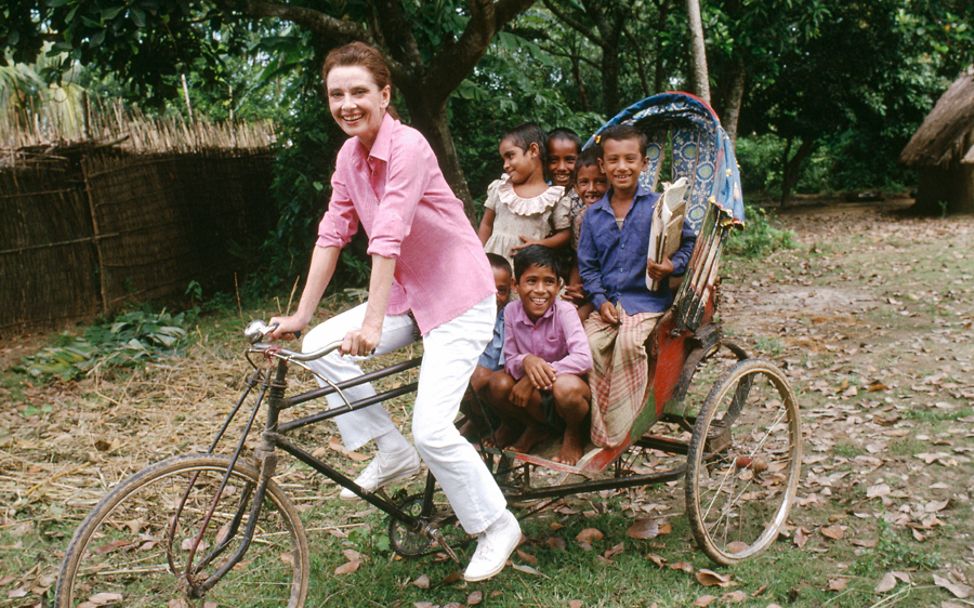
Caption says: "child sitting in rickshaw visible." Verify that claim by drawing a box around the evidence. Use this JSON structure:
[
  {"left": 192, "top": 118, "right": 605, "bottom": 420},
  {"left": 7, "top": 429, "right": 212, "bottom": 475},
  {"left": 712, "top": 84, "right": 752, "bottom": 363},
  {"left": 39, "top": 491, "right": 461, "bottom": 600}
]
[
  {"left": 483, "top": 245, "right": 593, "bottom": 464},
  {"left": 577, "top": 125, "right": 697, "bottom": 448}
]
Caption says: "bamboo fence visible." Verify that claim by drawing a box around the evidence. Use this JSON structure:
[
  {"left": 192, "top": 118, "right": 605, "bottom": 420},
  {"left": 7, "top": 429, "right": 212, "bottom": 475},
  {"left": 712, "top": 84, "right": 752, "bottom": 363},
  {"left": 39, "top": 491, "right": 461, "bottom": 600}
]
[{"left": 0, "top": 102, "right": 277, "bottom": 329}]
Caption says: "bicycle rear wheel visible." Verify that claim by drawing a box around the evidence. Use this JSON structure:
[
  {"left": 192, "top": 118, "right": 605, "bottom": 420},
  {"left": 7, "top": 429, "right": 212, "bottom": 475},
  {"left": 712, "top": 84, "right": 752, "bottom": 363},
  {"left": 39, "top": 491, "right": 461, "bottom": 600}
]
[{"left": 55, "top": 454, "right": 309, "bottom": 608}]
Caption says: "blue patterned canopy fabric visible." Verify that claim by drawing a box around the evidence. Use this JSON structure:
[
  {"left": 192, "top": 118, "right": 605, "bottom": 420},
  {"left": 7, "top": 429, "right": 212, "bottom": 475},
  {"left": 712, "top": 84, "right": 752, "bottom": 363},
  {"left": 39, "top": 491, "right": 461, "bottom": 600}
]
[{"left": 584, "top": 92, "right": 745, "bottom": 233}]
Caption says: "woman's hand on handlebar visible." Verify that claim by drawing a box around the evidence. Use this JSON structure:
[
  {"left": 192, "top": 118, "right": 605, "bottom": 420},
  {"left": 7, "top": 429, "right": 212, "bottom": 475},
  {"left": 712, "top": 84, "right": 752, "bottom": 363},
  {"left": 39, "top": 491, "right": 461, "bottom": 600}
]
[
  {"left": 341, "top": 324, "right": 381, "bottom": 357},
  {"left": 268, "top": 315, "right": 308, "bottom": 341}
]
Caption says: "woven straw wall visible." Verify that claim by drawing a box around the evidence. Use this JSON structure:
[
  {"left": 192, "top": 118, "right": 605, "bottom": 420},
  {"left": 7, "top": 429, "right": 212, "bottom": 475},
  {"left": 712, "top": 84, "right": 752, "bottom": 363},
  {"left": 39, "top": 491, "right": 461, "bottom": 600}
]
[{"left": 0, "top": 148, "right": 273, "bottom": 329}]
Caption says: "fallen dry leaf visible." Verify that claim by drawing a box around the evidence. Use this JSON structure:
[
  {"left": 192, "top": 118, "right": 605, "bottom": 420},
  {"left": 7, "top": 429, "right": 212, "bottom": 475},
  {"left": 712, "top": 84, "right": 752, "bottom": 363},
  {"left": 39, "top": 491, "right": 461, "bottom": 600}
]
[
  {"left": 875, "top": 572, "right": 897, "bottom": 594},
  {"left": 575, "top": 528, "right": 604, "bottom": 544},
  {"left": 695, "top": 569, "right": 733, "bottom": 588},
  {"left": 669, "top": 561, "right": 694, "bottom": 573},
  {"left": 328, "top": 435, "right": 370, "bottom": 462},
  {"left": 516, "top": 548, "right": 538, "bottom": 565},
  {"left": 892, "top": 572, "right": 912, "bottom": 584},
  {"left": 726, "top": 541, "right": 749, "bottom": 554},
  {"left": 511, "top": 563, "right": 542, "bottom": 576},
  {"left": 721, "top": 590, "right": 748, "bottom": 603},
  {"left": 828, "top": 578, "right": 849, "bottom": 592},
  {"left": 820, "top": 525, "right": 845, "bottom": 540},
  {"left": 933, "top": 574, "right": 972, "bottom": 599},
  {"left": 603, "top": 542, "right": 625, "bottom": 560},
  {"left": 794, "top": 527, "right": 810, "bottom": 548},
  {"left": 568, "top": 601, "right": 583, "bottom": 608},
  {"left": 866, "top": 483, "right": 891, "bottom": 498},
  {"left": 693, "top": 595, "right": 717, "bottom": 607},
  {"left": 441, "top": 571, "right": 464, "bottom": 585},
  {"left": 646, "top": 553, "right": 666, "bottom": 568},
  {"left": 81, "top": 592, "right": 123, "bottom": 606},
  {"left": 334, "top": 560, "right": 360, "bottom": 575},
  {"left": 545, "top": 536, "right": 567, "bottom": 551},
  {"left": 467, "top": 590, "right": 483, "bottom": 605},
  {"left": 411, "top": 574, "right": 430, "bottom": 589},
  {"left": 627, "top": 518, "right": 661, "bottom": 540}
]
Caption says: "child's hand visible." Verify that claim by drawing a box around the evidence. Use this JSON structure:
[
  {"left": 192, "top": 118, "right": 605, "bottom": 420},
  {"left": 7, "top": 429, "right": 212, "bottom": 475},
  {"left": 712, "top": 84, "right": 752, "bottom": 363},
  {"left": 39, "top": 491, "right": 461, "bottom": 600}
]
[
  {"left": 509, "top": 235, "right": 538, "bottom": 255},
  {"left": 510, "top": 376, "right": 536, "bottom": 408},
  {"left": 523, "top": 355, "right": 556, "bottom": 390},
  {"left": 599, "top": 301, "right": 620, "bottom": 325},
  {"left": 647, "top": 257, "right": 675, "bottom": 282},
  {"left": 562, "top": 282, "right": 586, "bottom": 303}
]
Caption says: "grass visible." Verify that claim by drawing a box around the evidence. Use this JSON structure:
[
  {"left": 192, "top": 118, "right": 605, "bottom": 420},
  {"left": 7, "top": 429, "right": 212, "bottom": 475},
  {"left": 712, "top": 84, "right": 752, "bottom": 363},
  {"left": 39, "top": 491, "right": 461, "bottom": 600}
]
[
  {"left": 901, "top": 406, "right": 973, "bottom": 423},
  {"left": 298, "top": 509, "right": 797, "bottom": 607},
  {"left": 887, "top": 438, "right": 926, "bottom": 458},
  {"left": 833, "top": 442, "right": 864, "bottom": 459}
]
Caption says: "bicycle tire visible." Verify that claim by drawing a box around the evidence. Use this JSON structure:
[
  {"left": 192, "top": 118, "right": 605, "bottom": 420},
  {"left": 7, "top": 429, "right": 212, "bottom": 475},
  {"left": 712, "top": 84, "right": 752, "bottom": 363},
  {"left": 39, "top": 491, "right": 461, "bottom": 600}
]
[
  {"left": 55, "top": 454, "right": 309, "bottom": 607},
  {"left": 685, "top": 358, "right": 802, "bottom": 565}
]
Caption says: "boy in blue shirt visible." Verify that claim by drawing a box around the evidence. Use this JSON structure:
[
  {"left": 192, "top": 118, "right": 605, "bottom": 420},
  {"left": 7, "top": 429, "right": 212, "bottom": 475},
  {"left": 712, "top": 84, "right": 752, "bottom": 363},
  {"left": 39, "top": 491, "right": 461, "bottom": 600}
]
[
  {"left": 577, "top": 125, "right": 696, "bottom": 448},
  {"left": 460, "top": 253, "right": 514, "bottom": 440}
]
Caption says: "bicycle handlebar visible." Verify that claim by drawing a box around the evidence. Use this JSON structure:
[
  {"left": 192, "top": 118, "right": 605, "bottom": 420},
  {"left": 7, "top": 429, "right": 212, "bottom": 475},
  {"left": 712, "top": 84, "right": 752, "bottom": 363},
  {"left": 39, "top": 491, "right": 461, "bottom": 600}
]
[{"left": 244, "top": 320, "right": 341, "bottom": 362}]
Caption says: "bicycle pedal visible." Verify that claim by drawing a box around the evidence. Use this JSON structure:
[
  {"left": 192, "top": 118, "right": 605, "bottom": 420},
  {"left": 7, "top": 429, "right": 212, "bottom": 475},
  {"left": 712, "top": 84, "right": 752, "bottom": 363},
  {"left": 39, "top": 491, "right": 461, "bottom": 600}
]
[{"left": 430, "top": 528, "right": 460, "bottom": 564}]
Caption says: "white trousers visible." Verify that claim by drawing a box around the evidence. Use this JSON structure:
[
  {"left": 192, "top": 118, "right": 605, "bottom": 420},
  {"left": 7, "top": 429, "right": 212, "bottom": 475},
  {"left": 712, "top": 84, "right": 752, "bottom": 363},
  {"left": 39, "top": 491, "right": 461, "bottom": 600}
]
[{"left": 302, "top": 295, "right": 507, "bottom": 534}]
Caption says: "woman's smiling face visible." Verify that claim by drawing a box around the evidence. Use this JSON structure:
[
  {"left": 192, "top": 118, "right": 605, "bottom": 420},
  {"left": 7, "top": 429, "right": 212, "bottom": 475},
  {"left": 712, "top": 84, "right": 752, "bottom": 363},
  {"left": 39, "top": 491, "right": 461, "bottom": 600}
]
[{"left": 326, "top": 65, "right": 390, "bottom": 148}]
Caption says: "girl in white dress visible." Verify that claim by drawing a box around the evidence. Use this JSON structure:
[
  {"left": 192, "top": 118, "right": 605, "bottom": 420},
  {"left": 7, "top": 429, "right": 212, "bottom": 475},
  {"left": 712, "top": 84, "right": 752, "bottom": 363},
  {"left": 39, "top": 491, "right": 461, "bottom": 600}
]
[{"left": 477, "top": 123, "right": 571, "bottom": 267}]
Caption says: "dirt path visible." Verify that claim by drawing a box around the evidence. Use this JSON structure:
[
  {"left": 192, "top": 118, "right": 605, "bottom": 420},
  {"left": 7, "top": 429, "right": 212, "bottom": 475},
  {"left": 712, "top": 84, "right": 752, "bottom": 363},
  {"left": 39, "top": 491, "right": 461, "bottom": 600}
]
[{"left": 1, "top": 200, "right": 972, "bottom": 605}]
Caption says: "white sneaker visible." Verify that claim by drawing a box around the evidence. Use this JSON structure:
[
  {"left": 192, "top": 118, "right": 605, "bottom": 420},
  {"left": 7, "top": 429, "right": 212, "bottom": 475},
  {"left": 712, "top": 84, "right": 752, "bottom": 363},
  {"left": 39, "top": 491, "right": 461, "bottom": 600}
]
[
  {"left": 339, "top": 446, "right": 421, "bottom": 500},
  {"left": 463, "top": 510, "right": 522, "bottom": 582}
]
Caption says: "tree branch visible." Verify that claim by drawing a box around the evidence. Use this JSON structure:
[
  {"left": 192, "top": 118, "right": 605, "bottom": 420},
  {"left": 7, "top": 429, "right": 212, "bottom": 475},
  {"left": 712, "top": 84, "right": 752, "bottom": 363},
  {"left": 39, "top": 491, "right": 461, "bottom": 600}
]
[
  {"left": 542, "top": 0, "right": 601, "bottom": 46},
  {"left": 535, "top": 41, "right": 599, "bottom": 69},
  {"left": 221, "top": 0, "right": 369, "bottom": 41},
  {"left": 371, "top": 0, "right": 423, "bottom": 71},
  {"left": 216, "top": 0, "right": 420, "bottom": 82},
  {"left": 420, "top": 0, "right": 535, "bottom": 108}
]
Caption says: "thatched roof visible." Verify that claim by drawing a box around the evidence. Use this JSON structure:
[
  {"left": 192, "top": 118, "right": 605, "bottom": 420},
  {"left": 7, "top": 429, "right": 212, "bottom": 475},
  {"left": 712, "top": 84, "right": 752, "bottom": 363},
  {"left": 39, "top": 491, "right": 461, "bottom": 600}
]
[{"left": 900, "top": 66, "right": 974, "bottom": 168}]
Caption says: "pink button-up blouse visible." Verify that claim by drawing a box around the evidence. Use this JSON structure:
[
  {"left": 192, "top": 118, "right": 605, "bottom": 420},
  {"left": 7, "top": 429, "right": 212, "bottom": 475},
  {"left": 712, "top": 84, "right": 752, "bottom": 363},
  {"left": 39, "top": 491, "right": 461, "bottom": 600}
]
[{"left": 316, "top": 113, "right": 494, "bottom": 335}]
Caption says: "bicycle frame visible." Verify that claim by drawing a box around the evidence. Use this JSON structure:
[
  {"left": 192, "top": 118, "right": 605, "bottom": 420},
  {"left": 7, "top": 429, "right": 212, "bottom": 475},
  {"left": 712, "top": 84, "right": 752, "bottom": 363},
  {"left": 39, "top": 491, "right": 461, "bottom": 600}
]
[
  {"left": 173, "top": 330, "right": 736, "bottom": 596},
  {"left": 174, "top": 348, "right": 441, "bottom": 596}
]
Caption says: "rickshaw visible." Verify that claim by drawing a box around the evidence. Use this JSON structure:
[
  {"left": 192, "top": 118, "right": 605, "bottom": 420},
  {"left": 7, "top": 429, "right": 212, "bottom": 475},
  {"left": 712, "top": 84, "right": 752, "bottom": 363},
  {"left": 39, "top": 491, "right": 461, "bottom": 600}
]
[{"left": 54, "top": 92, "right": 802, "bottom": 607}]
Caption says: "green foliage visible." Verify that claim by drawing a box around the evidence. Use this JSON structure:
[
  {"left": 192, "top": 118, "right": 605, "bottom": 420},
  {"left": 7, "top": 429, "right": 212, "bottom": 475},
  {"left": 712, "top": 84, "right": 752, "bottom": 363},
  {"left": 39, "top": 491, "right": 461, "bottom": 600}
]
[
  {"left": 725, "top": 207, "right": 796, "bottom": 259},
  {"left": 17, "top": 309, "right": 195, "bottom": 382}
]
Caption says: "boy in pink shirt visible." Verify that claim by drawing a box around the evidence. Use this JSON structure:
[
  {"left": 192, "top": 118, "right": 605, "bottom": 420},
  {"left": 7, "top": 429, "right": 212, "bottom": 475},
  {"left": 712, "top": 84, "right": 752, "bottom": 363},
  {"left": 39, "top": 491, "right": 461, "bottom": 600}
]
[{"left": 485, "top": 245, "right": 593, "bottom": 464}]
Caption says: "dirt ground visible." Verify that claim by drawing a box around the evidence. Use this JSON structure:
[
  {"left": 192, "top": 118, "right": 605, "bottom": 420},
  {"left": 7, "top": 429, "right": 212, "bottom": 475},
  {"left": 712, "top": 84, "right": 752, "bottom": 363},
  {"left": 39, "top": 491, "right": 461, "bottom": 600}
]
[{"left": 1, "top": 199, "right": 972, "bottom": 606}]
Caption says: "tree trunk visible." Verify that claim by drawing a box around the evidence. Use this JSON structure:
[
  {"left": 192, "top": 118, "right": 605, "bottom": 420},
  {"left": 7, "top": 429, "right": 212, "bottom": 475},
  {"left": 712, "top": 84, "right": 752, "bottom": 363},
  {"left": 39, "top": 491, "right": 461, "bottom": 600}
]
[
  {"left": 685, "top": 0, "right": 711, "bottom": 103},
  {"left": 601, "top": 34, "right": 622, "bottom": 115},
  {"left": 569, "top": 40, "right": 590, "bottom": 111},
  {"left": 721, "top": 58, "right": 746, "bottom": 143},
  {"left": 405, "top": 95, "right": 476, "bottom": 220},
  {"left": 654, "top": 0, "right": 670, "bottom": 92},
  {"left": 780, "top": 138, "right": 816, "bottom": 207}
]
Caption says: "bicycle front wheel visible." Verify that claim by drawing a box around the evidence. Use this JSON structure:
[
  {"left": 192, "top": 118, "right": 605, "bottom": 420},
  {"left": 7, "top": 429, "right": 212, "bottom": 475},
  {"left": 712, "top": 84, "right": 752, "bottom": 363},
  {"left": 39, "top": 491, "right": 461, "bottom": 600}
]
[{"left": 55, "top": 454, "right": 309, "bottom": 608}]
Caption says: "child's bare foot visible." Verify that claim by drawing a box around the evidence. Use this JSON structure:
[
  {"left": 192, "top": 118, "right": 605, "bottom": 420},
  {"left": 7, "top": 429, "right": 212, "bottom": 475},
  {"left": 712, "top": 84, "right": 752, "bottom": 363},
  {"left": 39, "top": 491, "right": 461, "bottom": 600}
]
[
  {"left": 485, "top": 423, "right": 520, "bottom": 448},
  {"left": 509, "top": 424, "right": 550, "bottom": 454},
  {"left": 552, "top": 431, "right": 585, "bottom": 465}
]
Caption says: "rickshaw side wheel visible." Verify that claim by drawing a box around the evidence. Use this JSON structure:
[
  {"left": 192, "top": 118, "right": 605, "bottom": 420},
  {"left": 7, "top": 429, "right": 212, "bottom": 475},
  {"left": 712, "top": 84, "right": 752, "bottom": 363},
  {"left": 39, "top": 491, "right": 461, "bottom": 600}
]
[{"left": 685, "top": 358, "right": 802, "bottom": 565}]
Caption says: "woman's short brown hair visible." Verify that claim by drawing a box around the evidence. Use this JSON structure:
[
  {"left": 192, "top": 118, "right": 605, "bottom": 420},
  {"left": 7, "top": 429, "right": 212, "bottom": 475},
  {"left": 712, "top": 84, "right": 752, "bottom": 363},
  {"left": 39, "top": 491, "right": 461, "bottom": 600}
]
[{"left": 322, "top": 41, "right": 393, "bottom": 91}]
